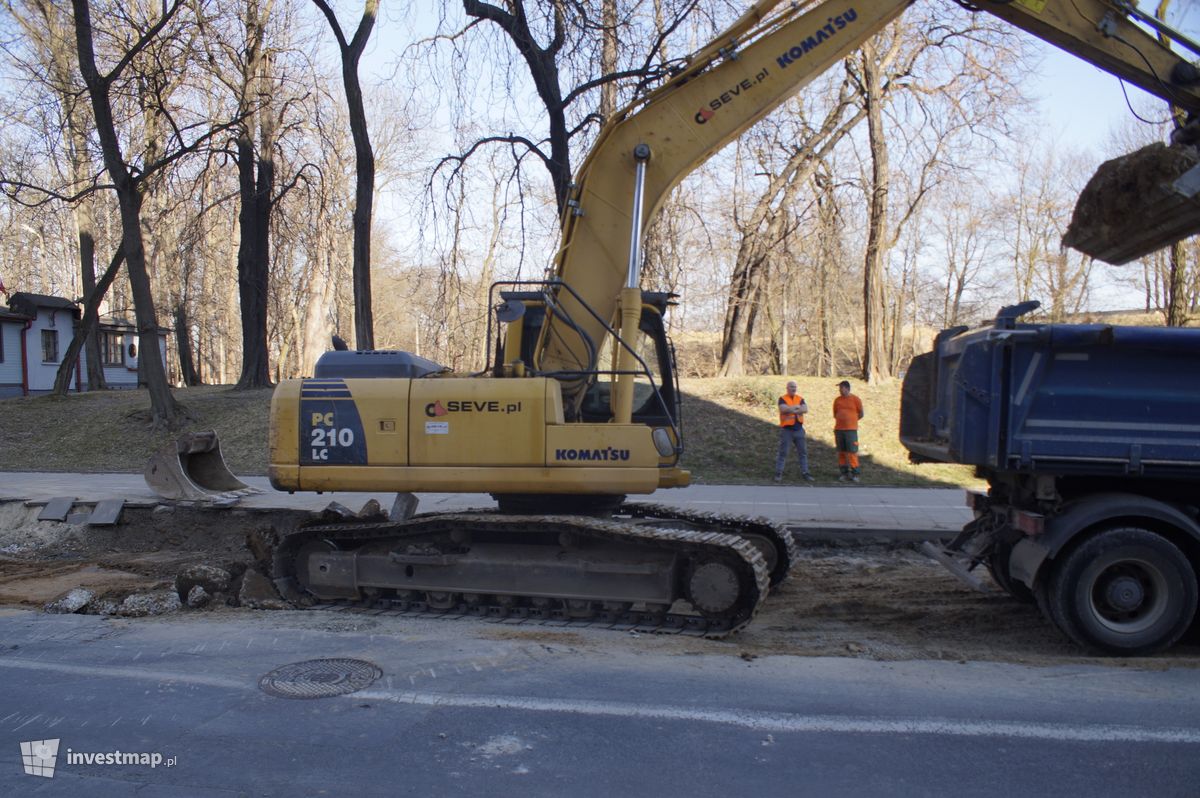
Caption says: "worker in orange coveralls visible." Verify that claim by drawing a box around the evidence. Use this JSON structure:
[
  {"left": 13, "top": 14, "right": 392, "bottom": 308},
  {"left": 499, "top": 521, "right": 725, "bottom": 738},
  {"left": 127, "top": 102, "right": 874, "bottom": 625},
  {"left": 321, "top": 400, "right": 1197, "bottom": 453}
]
[{"left": 833, "top": 380, "right": 864, "bottom": 483}]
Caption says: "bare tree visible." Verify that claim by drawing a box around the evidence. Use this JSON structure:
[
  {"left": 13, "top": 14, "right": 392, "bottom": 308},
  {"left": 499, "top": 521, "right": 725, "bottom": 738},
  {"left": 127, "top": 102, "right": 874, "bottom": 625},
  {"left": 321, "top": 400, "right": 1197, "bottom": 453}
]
[
  {"left": 233, "top": 0, "right": 279, "bottom": 387},
  {"left": 71, "top": 0, "right": 237, "bottom": 427},
  {"left": 717, "top": 81, "right": 867, "bottom": 377},
  {"left": 810, "top": 164, "right": 842, "bottom": 377},
  {"left": 847, "top": 8, "right": 1025, "bottom": 382},
  {"left": 932, "top": 183, "right": 1000, "bottom": 327},
  {"left": 440, "top": 0, "right": 691, "bottom": 214},
  {"left": 70, "top": 0, "right": 186, "bottom": 425},
  {"left": 855, "top": 38, "right": 889, "bottom": 384},
  {"left": 311, "top": 0, "right": 377, "bottom": 350}
]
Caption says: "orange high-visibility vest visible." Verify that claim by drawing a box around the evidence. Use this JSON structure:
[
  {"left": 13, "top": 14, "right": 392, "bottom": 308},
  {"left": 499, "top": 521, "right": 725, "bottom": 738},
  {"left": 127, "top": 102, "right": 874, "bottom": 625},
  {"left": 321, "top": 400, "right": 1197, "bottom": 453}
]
[{"left": 779, "top": 394, "right": 804, "bottom": 427}]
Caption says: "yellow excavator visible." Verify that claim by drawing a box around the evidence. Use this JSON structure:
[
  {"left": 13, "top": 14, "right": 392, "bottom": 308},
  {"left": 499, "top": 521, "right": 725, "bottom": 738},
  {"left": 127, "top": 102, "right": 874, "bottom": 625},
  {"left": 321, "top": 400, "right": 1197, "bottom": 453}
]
[{"left": 263, "top": 0, "right": 1200, "bottom": 634}]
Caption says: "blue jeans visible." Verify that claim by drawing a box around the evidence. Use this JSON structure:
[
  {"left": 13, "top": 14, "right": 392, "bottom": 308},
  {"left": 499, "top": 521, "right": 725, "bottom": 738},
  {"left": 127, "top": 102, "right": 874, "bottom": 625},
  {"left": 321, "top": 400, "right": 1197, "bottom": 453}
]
[{"left": 775, "top": 424, "right": 809, "bottom": 476}]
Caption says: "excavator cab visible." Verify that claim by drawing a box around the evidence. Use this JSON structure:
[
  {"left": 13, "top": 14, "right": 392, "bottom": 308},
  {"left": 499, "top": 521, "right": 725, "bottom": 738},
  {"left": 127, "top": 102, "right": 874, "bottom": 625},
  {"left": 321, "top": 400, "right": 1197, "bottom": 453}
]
[
  {"left": 492, "top": 286, "right": 682, "bottom": 433},
  {"left": 577, "top": 293, "right": 681, "bottom": 430}
]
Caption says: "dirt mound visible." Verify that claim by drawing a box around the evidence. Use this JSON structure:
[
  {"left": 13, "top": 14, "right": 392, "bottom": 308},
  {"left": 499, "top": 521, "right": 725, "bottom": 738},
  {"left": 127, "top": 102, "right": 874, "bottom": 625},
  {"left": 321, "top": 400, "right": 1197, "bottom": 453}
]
[{"left": 0, "top": 499, "right": 305, "bottom": 613}]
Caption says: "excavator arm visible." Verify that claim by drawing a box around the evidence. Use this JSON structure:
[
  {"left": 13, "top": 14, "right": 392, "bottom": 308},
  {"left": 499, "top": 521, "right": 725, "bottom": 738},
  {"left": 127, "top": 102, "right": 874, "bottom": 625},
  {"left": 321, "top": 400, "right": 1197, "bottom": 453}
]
[{"left": 535, "top": 0, "right": 1200, "bottom": 413}]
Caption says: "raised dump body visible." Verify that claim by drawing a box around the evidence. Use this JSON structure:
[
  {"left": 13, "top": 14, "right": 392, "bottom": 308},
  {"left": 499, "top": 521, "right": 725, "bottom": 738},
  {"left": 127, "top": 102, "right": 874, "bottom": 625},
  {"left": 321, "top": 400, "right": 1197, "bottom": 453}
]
[{"left": 901, "top": 301, "right": 1200, "bottom": 656}]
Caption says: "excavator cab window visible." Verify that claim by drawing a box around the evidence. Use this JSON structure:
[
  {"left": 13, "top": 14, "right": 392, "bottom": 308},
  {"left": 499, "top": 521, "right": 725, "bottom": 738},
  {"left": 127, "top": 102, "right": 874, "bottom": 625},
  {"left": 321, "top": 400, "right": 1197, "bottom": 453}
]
[{"left": 579, "top": 307, "right": 679, "bottom": 427}]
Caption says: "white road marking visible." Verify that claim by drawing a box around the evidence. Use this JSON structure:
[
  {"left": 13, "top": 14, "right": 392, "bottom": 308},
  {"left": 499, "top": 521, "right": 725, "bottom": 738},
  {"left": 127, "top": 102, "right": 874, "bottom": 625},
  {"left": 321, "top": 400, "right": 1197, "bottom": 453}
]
[
  {"left": 0, "top": 658, "right": 247, "bottom": 690},
  {"left": 0, "top": 656, "right": 1197, "bottom": 744},
  {"left": 355, "top": 689, "right": 1200, "bottom": 744}
]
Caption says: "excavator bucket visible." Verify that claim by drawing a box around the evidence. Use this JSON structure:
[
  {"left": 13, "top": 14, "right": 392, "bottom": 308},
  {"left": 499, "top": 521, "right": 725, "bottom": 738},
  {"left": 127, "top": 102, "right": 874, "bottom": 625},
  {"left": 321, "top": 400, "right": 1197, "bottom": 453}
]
[
  {"left": 1063, "top": 142, "right": 1200, "bottom": 265},
  {"left": 144, "top": 430, "right": 260, "bottom": 503}
]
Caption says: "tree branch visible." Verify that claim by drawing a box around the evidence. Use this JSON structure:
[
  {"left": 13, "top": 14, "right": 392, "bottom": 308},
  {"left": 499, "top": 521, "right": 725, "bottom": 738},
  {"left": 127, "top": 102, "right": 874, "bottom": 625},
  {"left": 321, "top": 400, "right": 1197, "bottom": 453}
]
[{"left": 104, "top": 0, "right": 185, "bottom": 85}]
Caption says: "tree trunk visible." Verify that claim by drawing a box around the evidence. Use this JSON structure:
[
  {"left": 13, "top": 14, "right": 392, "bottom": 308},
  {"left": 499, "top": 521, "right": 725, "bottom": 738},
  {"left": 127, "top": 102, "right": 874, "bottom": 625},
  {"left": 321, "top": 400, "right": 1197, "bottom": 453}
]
[
  {"left": 234, "top": 0, "right": 277, "bottom": 387},
  {"left": 70, "top": 0, "right": 182, "bottom": 428},
  {"left": 716, "top": 85, "right": 864, "bottom": 377},
  {"left": 174, "top": 302, "right": 201, "bottom": 386},
  {"left": 860, "top": 44, "right": 890, "bottom": 384},
  {"left": 52, "top": 249, "right": 124, "bottom": 396},
  {"left": 1166, "top": 240, "right": 1187, "bottom": 326},
  {"left": 814, "top": 169, "right": 837, "bottom": 377},
  {"left": 300, "top": 254, "right": 335, "bottom": 377},
  {"left": 234, "top": 133, "right": 274, "bottom": 388},
  {"left": 716, "top": 250, "right": 762, "bottom": 377},
  {"left": 461, "top": 0, "right": 571, "bottom": 210},
  {"left": 345, "top": 53, "right": 376, "bottom": 350},
  {"left": 312, "top": 0, "right": 379, "bottom": 350},
  {"left": 600, "top": 0, "right": 617, "bottom": 119},
  {"left": 20, "top": 0, "right": 107, "bottom": 390},
  {"left": 76, "top": 213, "right": 106, "bottom": 390}
]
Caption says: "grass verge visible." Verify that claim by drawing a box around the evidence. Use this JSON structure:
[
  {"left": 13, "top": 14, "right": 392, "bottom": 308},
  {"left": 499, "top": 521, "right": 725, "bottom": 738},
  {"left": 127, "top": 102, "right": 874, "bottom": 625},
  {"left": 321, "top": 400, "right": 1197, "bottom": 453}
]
[{"left": 0, "top": 379, "right": 975, "bottom": 488}]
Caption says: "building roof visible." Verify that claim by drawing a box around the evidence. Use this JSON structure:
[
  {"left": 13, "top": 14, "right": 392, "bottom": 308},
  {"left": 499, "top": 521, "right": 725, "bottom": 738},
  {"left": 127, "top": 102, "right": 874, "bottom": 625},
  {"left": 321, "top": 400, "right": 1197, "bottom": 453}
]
[
  {"left": 8, "top": 292, "right": 80, "bottom": 318},
  {"left": 98, "top": 314, "right": 136, "bottom": 329},
  {"left": 0, "top": 308, "right": 33, "bottom": 323}
]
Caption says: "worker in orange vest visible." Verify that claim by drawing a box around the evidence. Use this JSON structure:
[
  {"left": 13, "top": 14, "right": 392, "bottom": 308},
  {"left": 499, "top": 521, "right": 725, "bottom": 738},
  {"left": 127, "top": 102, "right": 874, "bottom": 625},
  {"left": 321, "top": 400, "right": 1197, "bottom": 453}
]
[
  {"left": 775, "top": 381, "right": 815, "bottom": 483},
  {"left": 833, "top": 380, "right": 865, "bottom": 482}
]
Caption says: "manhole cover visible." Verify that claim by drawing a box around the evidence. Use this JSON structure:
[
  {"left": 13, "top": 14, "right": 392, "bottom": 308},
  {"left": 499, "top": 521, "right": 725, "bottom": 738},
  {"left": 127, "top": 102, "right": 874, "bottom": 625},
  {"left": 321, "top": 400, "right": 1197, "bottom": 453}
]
[{"left": 259, "top": 658, "right": 382, "bottom": 699}]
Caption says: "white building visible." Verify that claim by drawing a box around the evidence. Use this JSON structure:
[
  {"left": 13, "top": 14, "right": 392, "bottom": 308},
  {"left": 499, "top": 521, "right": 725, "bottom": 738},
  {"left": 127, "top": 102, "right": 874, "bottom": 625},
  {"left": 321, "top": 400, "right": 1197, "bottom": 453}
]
[{"left": 0, "top": 292, "right": 169, "bottom": 397}]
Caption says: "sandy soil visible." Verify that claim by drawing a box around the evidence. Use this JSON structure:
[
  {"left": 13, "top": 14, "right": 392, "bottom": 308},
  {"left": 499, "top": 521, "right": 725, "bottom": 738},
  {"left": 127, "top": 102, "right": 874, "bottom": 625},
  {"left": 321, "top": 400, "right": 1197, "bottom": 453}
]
[
  {"left": 1, "top": 500, "right": 1196, "bottom": 666},
  {"left": 0, "top": 500, "right": 296, "bottom": 607}
]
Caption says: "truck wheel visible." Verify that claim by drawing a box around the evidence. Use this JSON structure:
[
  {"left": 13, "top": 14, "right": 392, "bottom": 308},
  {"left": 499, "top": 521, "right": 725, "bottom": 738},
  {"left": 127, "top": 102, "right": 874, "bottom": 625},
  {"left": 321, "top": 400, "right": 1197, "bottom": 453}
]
[
  {"left": 1047, "top": 527, "right": 1198, "bottom": 656},
  {"left": 986, "top": 540, "right": 1034, "bottom": 604}
]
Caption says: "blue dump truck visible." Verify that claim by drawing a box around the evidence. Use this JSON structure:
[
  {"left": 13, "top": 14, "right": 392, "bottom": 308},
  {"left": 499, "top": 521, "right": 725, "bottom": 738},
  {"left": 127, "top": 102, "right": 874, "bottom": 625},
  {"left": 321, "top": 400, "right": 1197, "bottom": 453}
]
[{"left": 901, "top": 301, "right": 1200, "bottom": 656}]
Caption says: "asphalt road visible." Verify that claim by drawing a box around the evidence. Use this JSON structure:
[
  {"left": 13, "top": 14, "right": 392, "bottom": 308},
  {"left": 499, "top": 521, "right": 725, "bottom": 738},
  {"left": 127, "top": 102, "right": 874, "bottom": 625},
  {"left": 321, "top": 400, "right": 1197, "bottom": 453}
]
[{"left": 1, "top": 608, "right": 1198, "bottom": 797}]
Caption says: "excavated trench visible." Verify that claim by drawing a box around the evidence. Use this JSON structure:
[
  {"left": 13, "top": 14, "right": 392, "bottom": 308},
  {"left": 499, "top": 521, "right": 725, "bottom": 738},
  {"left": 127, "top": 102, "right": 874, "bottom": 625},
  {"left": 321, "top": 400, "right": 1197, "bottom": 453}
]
[{"left": 1, "top": 499, "right": 1197, "bottom": 666}]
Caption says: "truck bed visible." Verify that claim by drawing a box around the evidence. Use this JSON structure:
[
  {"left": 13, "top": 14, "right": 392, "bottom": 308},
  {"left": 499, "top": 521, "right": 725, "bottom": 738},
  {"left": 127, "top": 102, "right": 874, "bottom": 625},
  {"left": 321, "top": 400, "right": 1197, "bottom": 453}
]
[{"left": 900, "top": 303, "right": 1200, "bottom": 478}]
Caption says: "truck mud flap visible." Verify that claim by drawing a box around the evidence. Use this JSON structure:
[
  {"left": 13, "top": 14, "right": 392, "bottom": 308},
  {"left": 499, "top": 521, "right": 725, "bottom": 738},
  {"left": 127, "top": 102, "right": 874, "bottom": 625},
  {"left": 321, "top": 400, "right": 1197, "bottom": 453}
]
[{"left": 920, "top": 541, "right": 987, "bottom": 593}]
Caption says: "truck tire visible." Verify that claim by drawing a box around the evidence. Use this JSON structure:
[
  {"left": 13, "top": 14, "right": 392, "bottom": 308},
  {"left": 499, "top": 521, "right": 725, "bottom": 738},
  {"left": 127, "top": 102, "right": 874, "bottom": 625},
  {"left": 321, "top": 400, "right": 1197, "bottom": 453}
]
[
  {"left": 1046, "top": 527, "right": 1198, "bottom": 656},
  {"left": 987, "top": 540, "right": 1035, "bottom": 604}
]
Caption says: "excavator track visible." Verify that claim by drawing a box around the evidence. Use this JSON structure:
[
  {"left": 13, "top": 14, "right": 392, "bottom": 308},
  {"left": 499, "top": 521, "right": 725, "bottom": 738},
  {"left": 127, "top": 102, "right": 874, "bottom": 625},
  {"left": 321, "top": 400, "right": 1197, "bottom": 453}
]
[
  {"left": 618, "top": 502, "right": 798, "bottom": 588},
  {"left": 271, "top": 510, "right": 771, "bottom": 637}
]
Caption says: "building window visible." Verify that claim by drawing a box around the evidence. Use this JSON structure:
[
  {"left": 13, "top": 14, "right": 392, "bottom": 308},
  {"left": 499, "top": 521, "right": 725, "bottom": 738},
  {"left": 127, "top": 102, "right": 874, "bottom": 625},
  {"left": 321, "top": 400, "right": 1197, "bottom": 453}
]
[
  {"left": 41, "top": 329, "right": 58, "bottom": 363},
  {"left": 100, "top": 332, "right": 125, "bottom": 366}
]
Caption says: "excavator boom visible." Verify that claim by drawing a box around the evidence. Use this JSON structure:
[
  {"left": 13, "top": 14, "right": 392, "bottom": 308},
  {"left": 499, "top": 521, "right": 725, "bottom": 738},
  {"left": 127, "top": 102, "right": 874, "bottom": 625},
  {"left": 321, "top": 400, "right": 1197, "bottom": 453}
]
[{"left": 538, "top": 0, "right": 1200, "bottom": 393}]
